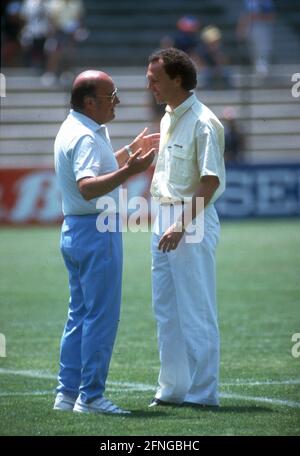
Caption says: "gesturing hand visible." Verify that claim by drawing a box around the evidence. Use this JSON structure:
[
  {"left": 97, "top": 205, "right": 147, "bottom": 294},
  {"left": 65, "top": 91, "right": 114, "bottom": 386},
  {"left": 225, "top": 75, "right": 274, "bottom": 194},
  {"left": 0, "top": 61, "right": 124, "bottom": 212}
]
[
  {"left": 126, "top": 147, "right": 155, "bottom": 176},
  {"left": 130, "top": 128, "right": 160, "bottom": 156}
]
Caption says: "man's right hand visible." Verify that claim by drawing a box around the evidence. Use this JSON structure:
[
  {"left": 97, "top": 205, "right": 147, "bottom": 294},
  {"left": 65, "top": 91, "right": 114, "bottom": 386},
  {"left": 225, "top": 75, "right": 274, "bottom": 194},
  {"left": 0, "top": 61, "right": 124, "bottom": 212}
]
[{"left": 125, "top": 148, "right": 155, "bottom": 176}]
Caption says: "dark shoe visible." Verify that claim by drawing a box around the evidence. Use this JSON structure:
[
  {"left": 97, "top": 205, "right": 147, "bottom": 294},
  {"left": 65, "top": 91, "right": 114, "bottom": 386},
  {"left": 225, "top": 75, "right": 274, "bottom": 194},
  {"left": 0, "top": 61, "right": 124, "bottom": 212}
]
[{"left": 148, "top": 398, "right": 182, "bottom": 408}]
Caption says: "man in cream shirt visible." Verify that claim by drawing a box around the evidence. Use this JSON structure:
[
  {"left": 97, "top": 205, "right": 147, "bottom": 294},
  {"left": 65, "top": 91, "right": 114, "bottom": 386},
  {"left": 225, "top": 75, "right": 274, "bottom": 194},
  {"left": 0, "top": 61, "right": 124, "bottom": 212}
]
[{"left": 147, "top": 48, "right": 225, "bottom": 407}]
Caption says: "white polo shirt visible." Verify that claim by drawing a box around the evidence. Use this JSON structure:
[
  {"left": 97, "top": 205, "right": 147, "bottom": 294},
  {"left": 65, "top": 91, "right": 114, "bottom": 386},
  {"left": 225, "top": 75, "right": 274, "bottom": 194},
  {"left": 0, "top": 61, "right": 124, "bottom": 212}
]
[
  {"left": 54, "top": 110, "right": 119, "bottom": 216},
  {"left": 151, "top": 93, "right": 225, "bottom": 204}
]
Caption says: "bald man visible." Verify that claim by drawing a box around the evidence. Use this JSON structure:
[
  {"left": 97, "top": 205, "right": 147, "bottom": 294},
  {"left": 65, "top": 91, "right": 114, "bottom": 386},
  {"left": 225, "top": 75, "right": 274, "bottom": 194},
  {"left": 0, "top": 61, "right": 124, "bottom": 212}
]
[{"left": 53, "top": 70, "right": 158, "bottom": 414}]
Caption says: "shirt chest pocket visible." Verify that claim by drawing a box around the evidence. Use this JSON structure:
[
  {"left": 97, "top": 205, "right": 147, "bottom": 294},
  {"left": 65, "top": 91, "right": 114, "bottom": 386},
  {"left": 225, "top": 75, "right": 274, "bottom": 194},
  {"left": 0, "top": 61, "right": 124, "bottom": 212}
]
[{"left": 168, "top": 146, "right": 194, "bottom": 185}]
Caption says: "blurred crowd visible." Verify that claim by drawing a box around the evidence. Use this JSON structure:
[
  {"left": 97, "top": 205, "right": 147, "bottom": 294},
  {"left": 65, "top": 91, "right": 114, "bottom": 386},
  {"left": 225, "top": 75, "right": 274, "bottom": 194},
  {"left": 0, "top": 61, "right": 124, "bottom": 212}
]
[
  {"left": 2, "top": 0, "right": 89, "bottom": 85},
  {"left": 159, "top": 0, "right": 276, "bottom": 89},
  {"left": 2, "top": 0, "right": 276, "bottom": 88},
  {"left": 160, "top": 15, "right": 232, "bottom": 90},
  {"left": 153, "top": 0, "right": 276, "bottom": 163},
  {"left": 2, "top": 0, "right": 276, "bottom": 162}
]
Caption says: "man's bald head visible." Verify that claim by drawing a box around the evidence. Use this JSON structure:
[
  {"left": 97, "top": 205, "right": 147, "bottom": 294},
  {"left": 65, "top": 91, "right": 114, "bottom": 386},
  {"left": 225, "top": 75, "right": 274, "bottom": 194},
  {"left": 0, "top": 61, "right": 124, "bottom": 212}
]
[{"left": 70, "top": 70, "right": 113, "bottom": 111}]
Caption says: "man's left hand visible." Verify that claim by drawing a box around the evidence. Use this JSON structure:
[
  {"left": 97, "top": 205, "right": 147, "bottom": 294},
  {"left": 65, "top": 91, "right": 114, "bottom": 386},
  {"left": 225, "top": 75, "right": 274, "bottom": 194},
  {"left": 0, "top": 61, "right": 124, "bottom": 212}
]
[{"left": 130, "top": 128, "right": 160, "bottom": 155}]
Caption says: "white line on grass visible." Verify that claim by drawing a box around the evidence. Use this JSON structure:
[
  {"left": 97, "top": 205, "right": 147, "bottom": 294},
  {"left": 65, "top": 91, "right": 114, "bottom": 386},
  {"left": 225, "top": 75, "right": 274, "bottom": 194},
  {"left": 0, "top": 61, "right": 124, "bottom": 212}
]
[
  {"left": 1, "top": 368, "right": 299, "bottom": 387},
  {"left": 0, "top": 368, "right": 56, "bottom": 380},
  {"left": 221, "top": 392, "right": 300, "bottom": 409},
  {"left": 222, "top": 379, "right": 300, "bottom": 386},
  {"left": 0, "top": 368, "right": 154, "bottom": 390},
  {"left": 109, "top": 381, "right": 154, "bottom": 391},
  {"left": 0, "top": 391, "right": 54, "bottom": 397},
  {"left": 0, "top": 368, "right": 300, "bottom": 409}
]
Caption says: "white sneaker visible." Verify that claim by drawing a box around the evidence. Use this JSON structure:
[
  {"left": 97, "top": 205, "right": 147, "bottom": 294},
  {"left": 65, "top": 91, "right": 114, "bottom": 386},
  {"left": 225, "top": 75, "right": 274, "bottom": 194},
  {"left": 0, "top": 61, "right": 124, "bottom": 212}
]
[
  {"left": 73, "top": 396, "right": 131, "bottom": 415},
  {"left": 53, "top": 392, "right": 76, "bottom": 411}
]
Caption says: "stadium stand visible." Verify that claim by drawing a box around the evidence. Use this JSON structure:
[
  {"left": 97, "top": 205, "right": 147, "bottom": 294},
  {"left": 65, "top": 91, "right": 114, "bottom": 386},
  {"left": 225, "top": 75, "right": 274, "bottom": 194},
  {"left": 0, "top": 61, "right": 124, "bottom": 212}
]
[
  {"left": 1, "top": 0, "right": 299, "bottom": 167},
  {"left": 76, "top": 0, "right": 300, "bottom": 66},
  {"left": 1, "top": 66, "right": 299, "bottom": 167}
]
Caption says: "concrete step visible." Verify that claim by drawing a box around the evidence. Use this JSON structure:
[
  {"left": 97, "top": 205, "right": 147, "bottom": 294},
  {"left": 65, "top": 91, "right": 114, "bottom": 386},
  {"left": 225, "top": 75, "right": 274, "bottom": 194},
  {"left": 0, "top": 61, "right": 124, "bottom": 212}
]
[
  {"left": 248, "top": 134, "right": 300, "bottom": 151},
  {"left": 2, "top": 114, "right": 300, "bottom": 141},
  {"left": 2, "top": 108, "right": 68, "bottom": 123},
  {"left": 85, "top": 0, "right": 222, "bottom": 13},
  {"left": 248, "top": 119, "right": 300, "bottom": 135},
  {"left": 1, "top": 140, "right": 299, "bottom": 165},
  {"left": 1, "top": 92, "right": 70, "bottom": 108},
  {"left": 2, "top": 85, "right": 297, "bottom": 110},
  {"left": 85, "top": 14, "right": 228, "bottom": 30},
  {"left": 1, "top": 91, "right": 149, "bottom": 107},
  {"left": 1, "top": 106, "right": 150, "bottom": 124},
  {"left": 247, "top": 149, "right": 300, "bottom": 163},
  {"left": 209, "top": 104, "right": 300, "bottom": 120},
  {"left": 2, "top": 110, "right": 298, "bottom": 136},
  {"left": 1, "top": 70, "right": 299, "bottom": 166},
  {"left": 3, "top": 64, "right": 298, "bottom": 89},
  {"left": 0, "top": 139, "right": 54, "bottom": 156}
]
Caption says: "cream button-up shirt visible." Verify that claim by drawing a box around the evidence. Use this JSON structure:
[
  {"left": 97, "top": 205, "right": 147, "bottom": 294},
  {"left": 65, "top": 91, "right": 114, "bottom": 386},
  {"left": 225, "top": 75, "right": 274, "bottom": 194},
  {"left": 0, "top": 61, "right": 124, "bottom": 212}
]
[{"left": 150, "top": 93, "right": 225, "bottom": 204}]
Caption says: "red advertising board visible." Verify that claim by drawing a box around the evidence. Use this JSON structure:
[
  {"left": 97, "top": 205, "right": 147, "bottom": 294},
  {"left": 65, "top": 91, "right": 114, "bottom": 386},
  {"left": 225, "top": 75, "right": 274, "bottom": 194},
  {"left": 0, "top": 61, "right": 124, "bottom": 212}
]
[
  {"left": 0, "top": 168, "right": 154, "bottom": 225},
  {"left": 2, "top": 164, "right": 299, "bottom": 223}
]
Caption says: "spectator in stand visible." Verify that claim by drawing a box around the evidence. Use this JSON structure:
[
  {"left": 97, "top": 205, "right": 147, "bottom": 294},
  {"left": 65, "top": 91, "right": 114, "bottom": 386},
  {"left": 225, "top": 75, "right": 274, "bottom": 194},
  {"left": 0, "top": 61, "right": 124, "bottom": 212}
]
[
  {"left": 160, "top": 15, "right": 202, "bottom": 67},
  {"left": 19, "top": 0, "right": 52, "bottom": 71},
  {"left": 160, "top": 18, "right": 232, "bottom": 89},
  {"left": 222, "top": 106, "right": 245, "bottom": 164},
  {"left": 236, "top": 0, "right": 276, "bottom": 77},
  {"left": 2, "top": 1, "right": 23, "bottom": 66},
  {"left": 42, "top": 0, "right": 88, "bottom": 86},
  {"left": 197, "top": 25, "right": 232, "bottom": 89}
]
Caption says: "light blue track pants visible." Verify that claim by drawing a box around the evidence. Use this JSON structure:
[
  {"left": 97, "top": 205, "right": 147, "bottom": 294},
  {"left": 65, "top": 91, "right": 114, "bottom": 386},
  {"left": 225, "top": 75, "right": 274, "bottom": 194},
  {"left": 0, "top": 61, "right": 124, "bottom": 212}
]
[{"left": 56, "top": 213, "right": 122, "bottom": 403}]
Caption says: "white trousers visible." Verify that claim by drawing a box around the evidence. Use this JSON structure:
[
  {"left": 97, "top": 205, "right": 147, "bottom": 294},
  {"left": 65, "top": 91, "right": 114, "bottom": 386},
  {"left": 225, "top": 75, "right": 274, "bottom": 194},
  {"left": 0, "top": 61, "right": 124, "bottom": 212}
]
[{"left": 151, "top": 204, "right": 220, "bottom": 405}]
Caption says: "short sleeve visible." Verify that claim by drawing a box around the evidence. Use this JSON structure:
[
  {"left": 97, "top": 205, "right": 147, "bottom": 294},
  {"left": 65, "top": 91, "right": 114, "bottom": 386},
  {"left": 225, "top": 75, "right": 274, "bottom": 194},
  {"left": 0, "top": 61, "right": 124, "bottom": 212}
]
[
  {"left": 72, "top": 135, "right": 101, "bottom": 181},
  {"left": 196, "top": 123, "right": 224, "bottom": 181}
]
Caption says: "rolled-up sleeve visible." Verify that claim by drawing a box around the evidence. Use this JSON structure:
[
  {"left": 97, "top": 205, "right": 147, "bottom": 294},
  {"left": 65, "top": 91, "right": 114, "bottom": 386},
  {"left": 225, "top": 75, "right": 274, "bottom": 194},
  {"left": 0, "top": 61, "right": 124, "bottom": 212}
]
[
  {"left": 196, "top": 123, "right": 224, "bottom": 181},
  {"left": 72, "top": 135, "right": 101, "bottom": 181}
]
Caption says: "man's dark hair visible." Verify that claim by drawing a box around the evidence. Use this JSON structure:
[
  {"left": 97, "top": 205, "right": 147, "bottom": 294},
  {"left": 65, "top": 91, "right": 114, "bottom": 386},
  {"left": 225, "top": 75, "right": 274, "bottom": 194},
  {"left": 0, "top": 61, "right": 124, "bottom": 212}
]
[
  {"left": 148, "top": 48, "right": 197, "bottom": 90},
  {"left": 70, "top": 79, "right": 97, "bottom": 111}
]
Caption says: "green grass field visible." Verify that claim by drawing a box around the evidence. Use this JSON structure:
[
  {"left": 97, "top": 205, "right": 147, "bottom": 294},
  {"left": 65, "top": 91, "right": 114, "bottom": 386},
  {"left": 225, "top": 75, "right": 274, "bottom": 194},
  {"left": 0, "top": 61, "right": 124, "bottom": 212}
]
[{"left": 0, "top": 220, "right": 299, "bottom": 436}]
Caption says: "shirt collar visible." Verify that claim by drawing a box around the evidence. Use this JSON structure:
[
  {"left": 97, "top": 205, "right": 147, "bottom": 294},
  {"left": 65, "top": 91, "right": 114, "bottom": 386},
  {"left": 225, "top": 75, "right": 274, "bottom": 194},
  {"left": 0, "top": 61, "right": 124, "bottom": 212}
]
[
  {"left": 69, "top": 109, "right": 105, "bottom": 133},
  {"left": 165, "top": 92, "right": 197, "bottom": 118}
]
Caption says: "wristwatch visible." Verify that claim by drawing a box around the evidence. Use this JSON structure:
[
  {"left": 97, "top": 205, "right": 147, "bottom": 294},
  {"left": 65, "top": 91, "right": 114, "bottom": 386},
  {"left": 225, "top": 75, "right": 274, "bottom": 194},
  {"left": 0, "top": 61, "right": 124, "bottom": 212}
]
[{"left": 124, "top": 144, "right": 133, "bottom": 157}]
